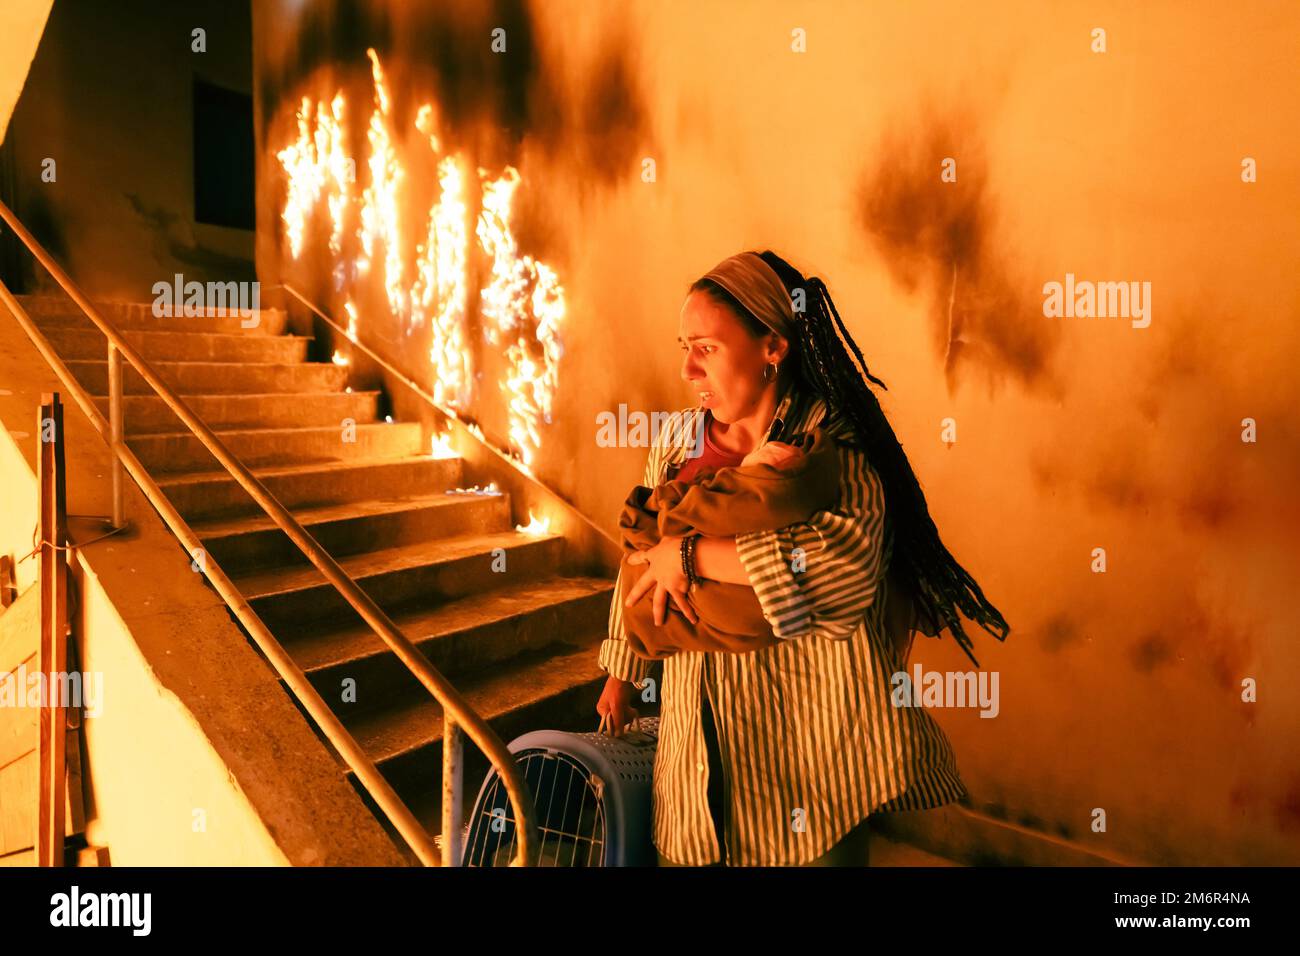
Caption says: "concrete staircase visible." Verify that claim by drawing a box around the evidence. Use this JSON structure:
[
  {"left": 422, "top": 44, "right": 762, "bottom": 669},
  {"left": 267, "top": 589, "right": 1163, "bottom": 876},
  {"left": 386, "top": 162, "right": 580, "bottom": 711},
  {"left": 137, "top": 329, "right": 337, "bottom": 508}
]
[{"left": 15, "top": 293, "right": 618, "bottom": 863}]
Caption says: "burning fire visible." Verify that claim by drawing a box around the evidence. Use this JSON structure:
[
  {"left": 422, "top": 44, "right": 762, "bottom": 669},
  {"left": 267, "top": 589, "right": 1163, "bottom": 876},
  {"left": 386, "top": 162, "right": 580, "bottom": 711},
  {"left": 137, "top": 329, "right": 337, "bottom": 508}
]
[
  {"left": 276, "top": 94, "right": 350, "bottom": 262},
  {"left": 447, "top": 482, "right": 501, "bottom": 496},
  {"left": 429, "top": 429, "right": 456, "bottom": 458},
  {"left": 411, "top": 103, "right": 473, "bottom": 411},
  {"left": 358, "top": 49, "right": 407, "bottom": 320},
  {"left": 477, "top": 167, "right": 566, "bottom": 473},
  {"left": 276, "top": 49, "right": 565, "bottom": 474},
  {"left": 515, "top": 511, "right": 551, "bottom": 536},
  {"left": 344, "top": 300, "right": 359, "bottom": 342}
]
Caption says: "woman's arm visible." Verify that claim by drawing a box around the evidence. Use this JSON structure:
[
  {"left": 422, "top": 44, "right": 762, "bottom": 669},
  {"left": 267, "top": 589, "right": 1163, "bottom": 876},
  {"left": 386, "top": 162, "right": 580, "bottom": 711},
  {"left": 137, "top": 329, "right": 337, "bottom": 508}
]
[
  {"left": 601, "top": 565, "right": 657, "bottom": 684},
  {"left": 733, "top": 444, "right": 887, "bottom": 641},
  {"left": 598, "top": 412, "right": 695, "bottom": 685},
  {"left": 598, "top": 408, "right": 712, "bottom": 686},
  {"left": 692, "top": 534, "right": 749, "bottom": 584}
]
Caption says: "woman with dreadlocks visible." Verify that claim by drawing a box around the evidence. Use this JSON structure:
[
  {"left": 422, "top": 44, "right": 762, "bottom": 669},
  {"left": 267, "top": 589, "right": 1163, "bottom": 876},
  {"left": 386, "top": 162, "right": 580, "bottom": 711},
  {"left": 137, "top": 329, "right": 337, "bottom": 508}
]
[{"left": 595, "top": 250, "right": 1010, "bottom": 866}]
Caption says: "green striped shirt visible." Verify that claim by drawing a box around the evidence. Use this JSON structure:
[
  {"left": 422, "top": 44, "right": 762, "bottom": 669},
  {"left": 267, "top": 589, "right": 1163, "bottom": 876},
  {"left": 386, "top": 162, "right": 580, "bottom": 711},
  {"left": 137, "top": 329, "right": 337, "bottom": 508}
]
[{"left": 599, "top": 386, "right": 968, "bottom": 865}]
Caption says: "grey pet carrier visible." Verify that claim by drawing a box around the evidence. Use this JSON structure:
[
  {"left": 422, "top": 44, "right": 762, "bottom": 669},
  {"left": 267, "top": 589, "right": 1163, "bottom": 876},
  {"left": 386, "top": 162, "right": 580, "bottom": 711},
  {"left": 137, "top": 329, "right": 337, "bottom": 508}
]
[{"left": 461, "top": 716, "right": 659, "bottom": 866}]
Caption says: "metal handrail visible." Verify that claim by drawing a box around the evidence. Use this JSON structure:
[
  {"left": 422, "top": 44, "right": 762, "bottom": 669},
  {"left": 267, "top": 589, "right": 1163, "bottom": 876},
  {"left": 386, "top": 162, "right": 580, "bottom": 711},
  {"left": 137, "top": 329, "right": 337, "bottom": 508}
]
[
  {"left": 0, "top": 199, "right": 540, "bottom": 867},
  {"left": 275, "top": 282, "right": 624, "bottom": 566}
]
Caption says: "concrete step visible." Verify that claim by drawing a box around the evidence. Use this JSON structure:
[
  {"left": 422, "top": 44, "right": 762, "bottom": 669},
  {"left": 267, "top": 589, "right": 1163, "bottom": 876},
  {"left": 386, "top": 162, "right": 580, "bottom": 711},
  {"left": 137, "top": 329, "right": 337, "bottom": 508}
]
[
  {"left": 95, "top": 390, "right": 382, "bottom": 433},
  {"left": 41, "top": 326, "right": 311, "bottom": 363},
  {"left": 341, "top": 641, "right": 608, "bottom": 833},
  {"left": 867, "top": 831, "right": 964, "bottom": 867},
  {"left": 155, "top": 455, "right": 463, "bottom": 521},
  {"left": 192, "top": 491, "right": 513, "bottom": 570},
  {"left": 232, "top": 530, "right": 566, "bottom": 629},
  {"left": 289, "top": 576, "right": 614, "bottom": 708},
  {"left": 127, "top": 422, "right": 425, "bottom": 473},
  {"left": 68, "top": 358, "right": 346, "bottom": 395},
  {"left": 17, "top": 295, "right": 289, "bottom": 335}
]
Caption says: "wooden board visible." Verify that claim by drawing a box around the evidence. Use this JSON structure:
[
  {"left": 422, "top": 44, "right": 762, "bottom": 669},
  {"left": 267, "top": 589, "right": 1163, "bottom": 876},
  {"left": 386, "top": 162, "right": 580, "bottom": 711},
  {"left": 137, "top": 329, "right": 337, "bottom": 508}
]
[
  {"left": 0, "top": 585, "right": 40, "bottom": 859},
  {"left": 0, "top": 583, "right": 39, "bottom": 671},
  {"left": 0, "top": 750, "right": 37, "bottom": 856}
]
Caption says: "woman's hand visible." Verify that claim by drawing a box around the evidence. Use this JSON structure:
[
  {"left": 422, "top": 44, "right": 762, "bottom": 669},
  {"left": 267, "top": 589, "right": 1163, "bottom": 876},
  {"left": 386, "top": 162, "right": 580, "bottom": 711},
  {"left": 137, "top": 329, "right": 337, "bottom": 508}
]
[
  {"left": 740, "top": 441, "right": 804, "bottom": 469},
  {"left": 625, "top": 535, "right": 700, "bottom": 626},
  {"left": 596, "top": 675, "right": 641, "bottom": 737}
]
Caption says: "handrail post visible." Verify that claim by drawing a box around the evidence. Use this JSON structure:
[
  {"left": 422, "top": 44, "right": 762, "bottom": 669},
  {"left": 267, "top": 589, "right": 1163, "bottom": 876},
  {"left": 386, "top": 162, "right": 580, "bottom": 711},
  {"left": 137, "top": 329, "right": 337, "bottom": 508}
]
[
  {"left": 442, "top": 718, "right": 463, "bottom": 866},
  {"left": 106, "top": 341, "right": 125, "bottom": 528}
]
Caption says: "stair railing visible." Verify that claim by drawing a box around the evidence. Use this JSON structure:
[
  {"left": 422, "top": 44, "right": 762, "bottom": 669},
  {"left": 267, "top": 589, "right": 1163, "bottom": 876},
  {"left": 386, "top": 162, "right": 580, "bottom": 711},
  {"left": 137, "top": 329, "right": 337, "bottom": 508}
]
[
  {"left": 0, "top": 198, "right": 540, "bottom": 867},
  {"left": 274, "top": 281, "right": 624, "bottom": 573}
]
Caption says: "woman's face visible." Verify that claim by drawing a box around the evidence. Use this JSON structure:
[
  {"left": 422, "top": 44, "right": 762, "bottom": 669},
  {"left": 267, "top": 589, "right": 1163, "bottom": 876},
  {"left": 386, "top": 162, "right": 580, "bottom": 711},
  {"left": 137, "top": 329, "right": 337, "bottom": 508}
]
[{"left": 678, "top": 290, "right": 787, "bottom": 423}]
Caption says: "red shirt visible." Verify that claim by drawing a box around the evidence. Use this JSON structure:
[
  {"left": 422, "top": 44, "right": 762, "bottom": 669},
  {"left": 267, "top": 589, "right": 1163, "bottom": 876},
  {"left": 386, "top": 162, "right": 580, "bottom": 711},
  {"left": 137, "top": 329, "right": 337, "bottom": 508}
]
[{"left": 671, "top": 411, "right": 746, "bottom": 484}]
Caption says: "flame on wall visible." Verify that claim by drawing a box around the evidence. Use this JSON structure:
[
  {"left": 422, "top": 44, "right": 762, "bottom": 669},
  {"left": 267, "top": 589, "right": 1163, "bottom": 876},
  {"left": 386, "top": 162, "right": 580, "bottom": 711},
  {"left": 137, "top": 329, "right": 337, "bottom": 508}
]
[
  {"left": 411, "top": 103, "right": 473, "bottom": 411},
  {"left": 476, "top": 167, "right": 566, "bottom": 470},
  {"left": 275, "top": 49, "right": 565, "bottom": 473},
  {"left": 343, "top": 299, "right": 359, "bottom": 342},
  {"left": 276, "top": 93, "right": 350, "bottom": 260},
  {"left": 358, "top": 49, "right": 407, "bottom": 321}
]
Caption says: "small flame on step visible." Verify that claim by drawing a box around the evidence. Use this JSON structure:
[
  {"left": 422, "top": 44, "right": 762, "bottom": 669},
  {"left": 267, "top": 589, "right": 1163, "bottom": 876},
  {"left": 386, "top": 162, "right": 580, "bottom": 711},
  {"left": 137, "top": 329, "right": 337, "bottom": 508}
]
[
  {"left": 515, "top": 511, "right": 551, "bottom": 536},
  {"left": 429, "top": 430, "right": 456, "bottom": 458},
  {"left": 446, "top": 482, "right": 501, "bottom": 496},
  {"left": 332, "top": 350, "right": 350, "bottom": 366}
]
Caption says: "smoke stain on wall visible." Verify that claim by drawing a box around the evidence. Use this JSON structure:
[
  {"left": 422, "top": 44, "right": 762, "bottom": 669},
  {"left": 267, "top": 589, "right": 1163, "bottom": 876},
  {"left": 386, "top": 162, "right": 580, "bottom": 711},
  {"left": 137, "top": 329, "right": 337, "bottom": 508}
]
[
  {"left": 1040, "top": 613, "right": 1082, "bottom": 654},
  {"left": 854, "top": 106, "right": 1058, "bottom": 397},
  {"left": 260, "top": 0, "right": 653, "bottom": 192},
  {"left": 574, "top": 35, "right": 653, "bottom": 187},
  {"left": 1129, "top": 631, "right": 1175, "bottom": 674},
  {"left": 1275, "top": 783, "right": 1300, "bottom": 834}
]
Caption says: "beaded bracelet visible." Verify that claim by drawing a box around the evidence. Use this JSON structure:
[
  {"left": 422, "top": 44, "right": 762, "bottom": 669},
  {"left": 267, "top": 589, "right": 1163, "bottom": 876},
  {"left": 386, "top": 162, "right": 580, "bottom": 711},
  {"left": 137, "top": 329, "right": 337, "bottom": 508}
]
[{"left": 680, "top": 534, "right": 699, "bottom": 587}]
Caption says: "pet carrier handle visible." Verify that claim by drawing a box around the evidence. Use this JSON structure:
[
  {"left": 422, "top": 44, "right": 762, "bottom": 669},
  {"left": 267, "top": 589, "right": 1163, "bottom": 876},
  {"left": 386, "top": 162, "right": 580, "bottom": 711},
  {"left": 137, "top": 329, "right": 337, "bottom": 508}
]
[{"left": 598, "top": 712, "right": 641, "bottom": 736}]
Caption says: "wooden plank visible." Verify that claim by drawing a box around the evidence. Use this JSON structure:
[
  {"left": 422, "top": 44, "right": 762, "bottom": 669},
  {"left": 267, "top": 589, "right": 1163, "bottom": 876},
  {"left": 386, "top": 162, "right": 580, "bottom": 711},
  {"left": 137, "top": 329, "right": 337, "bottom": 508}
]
[
  {"left": 0, "top": 749, "right": 36, "bottom": 855},
  {"left": 0, "top": 656, "right": 38, "bottom": 771},
  {"left": 76, "top": 846, "right": 109, "bottom": 867},
  {"left": 0, "top": 582, "right": 40, "bottom": 670},
  {"left": 64, "top": 720, "right": 84, "bottom": 836},
  {"left": 37, "top": 394, "right": 68, "bottom": 867},
  {"left": 0, "top": 555, "right": 16, "bottom": 609},
  {"left": 0, "top": 716, "right": 36, "bottom": 774},
  {"left": 0, "top": 848, "right": 36, "bottom": 867},
  {"left": 0, "top": 585, "right": 41, "bottom": 770}
]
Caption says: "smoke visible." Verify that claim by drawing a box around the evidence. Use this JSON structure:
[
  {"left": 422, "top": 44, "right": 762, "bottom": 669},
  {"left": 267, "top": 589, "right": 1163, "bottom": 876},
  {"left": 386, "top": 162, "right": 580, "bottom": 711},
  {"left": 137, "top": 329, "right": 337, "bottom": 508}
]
[{"left": 856, "top": 103, "right": 1061, "bottom": 397}]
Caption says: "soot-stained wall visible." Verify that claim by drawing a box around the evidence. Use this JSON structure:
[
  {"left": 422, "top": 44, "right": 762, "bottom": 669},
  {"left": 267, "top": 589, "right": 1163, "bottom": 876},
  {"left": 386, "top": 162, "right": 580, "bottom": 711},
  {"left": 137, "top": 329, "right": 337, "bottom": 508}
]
[
  {"left": 254, "top": 0, "right": 1300, "bottom": 865},
  {"left": 2, "top": 0, "right": 254, "bottom": 297}
]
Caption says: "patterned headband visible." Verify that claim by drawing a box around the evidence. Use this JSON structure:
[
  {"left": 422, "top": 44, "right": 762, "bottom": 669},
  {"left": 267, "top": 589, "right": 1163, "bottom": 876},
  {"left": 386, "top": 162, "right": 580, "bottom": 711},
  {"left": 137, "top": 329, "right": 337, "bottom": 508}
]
[{"left": 698, "top": 251, "right": 796, "bottom": 339}]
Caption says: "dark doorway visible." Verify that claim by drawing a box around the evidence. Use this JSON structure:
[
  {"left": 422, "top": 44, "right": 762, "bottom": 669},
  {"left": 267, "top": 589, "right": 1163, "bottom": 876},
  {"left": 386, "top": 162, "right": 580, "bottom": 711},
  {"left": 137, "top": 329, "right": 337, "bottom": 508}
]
[{"left": 192, "top": 78, "right": 254, "bottom": 230}]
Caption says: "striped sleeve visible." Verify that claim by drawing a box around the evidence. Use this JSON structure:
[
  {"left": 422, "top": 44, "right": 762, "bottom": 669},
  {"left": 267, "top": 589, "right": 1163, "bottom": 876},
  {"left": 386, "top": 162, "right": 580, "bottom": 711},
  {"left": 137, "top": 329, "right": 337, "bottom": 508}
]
[
  {"left": 599, "top": 600, "right": 655, "bottom": 684},
  {"left": 597, "top": 410, "right": 685, "bottom": 684},
  {"left": 734, "top": 445, "right": 887, "bottom": 641}
]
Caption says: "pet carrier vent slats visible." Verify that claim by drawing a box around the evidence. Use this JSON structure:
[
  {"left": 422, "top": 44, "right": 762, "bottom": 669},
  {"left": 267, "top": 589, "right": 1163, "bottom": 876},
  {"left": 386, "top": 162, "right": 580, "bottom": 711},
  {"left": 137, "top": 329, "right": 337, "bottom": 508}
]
[{"left": 463, "top": 718, "right": 659, "bottom": 866}]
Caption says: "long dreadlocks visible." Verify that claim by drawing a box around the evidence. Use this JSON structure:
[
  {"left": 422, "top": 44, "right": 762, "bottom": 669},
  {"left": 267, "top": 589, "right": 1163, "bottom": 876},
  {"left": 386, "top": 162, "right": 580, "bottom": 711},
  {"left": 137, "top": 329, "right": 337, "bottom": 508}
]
[{"left": 690, "top": 250, "right": 1010, "bottom": 667}]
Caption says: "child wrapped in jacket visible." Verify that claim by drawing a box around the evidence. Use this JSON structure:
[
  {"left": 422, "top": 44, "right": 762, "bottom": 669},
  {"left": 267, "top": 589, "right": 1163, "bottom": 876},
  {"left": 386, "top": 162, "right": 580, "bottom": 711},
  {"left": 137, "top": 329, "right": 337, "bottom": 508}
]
[{"left": 617, "top": 427, "right": 843, "bottom": 660}]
